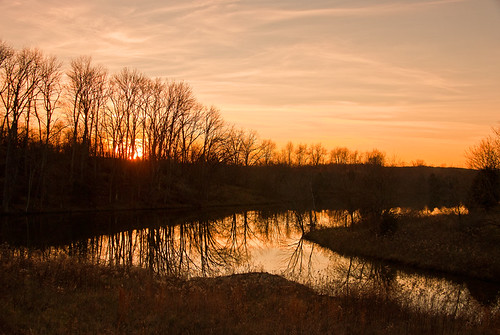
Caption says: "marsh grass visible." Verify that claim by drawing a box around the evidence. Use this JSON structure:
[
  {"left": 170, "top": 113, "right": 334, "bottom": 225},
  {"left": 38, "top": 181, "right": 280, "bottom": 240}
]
[
  {"left": 1, "top": 246, "right": 499, "bottom": 334},
  {"left": 306, "top": 211, "right": 500, "bottom": 282}
]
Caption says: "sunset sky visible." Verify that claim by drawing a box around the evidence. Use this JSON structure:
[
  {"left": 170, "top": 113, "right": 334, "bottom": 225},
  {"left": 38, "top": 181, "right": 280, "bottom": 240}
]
[{"left": 1, "top": 0, "right": 499, "bottom": 166}]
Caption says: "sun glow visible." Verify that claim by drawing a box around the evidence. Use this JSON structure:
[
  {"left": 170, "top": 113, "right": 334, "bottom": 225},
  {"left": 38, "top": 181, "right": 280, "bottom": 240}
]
[
  {"left": 132, "top": 145, "right": 143, "bottom": 160},
  {"left": 1, "top": 1, "right": 498, "bottom": 166},
  {"left": 111, "top": 140, "right": 145, "bottom": 160}
]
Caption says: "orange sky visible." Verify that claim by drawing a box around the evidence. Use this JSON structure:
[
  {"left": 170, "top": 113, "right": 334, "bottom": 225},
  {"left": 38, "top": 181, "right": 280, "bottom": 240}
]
[{"left": 1, "top": 0, "right": 499, "bottom": 166}]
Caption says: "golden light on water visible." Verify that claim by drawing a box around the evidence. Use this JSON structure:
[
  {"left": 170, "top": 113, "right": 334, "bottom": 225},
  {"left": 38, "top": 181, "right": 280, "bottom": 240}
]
[{"left": 23, "top": 210, "right": 490, "bottom": 316}]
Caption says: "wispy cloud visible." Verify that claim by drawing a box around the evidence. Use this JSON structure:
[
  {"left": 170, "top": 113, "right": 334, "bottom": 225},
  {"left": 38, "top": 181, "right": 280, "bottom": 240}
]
[
  {"left": 226, "top": 0, "right": 469, "bottom": 23},
  {"left": 0, "top": 0, "right": 497, "bottom": 165}
]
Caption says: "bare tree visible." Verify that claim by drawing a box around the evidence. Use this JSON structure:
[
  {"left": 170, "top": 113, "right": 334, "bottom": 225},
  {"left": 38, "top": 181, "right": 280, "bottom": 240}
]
[
  {"left": 1, "top": 47, "right": 43, "bottom": 211},
  {"left": 330, "top": 147, "right": 350, "bottom": 164},
  {"left": 140, "top": 77, "right": 166, "bottom": 160},
  {"left": 411, "top": 159, "right": 426, "bottom": 167},
  {"left": 224, "top": 126, "right": 244, "bottom": 165},
  {"left": 260, "top": 139, "right": 277, "bottom": 165},
  {"left": 1, "top": 47, "right": 42, "bottom": 145},
  {"left": 35, "top": 54, "right": 63, "bottom": 146},
  {"left": 364, "top": 149, "right": 386, "bottom": 166},
  {"left": 295, "top": 144, "right": 308, "bottom": 166},
  {"left": 349, "top": 150, "right": 362, "bottom": 164},
  {"left": 108, "top": 68, "right": 145, "bottom": 159},
  {"left": 0, "top": 41, "right": 14, "bottom": 139},
  {"left": 285, "top": 141, "right": 294, "bottom": 165},
  {"left": 309, "top": 143, "right": 327, "bottom": 166},
  {"left": 0, "top": 40, "right": 13, "bottom": 67},
  {"left": 30, "top": 54, "right": 64, "bottom": 207},
  {"left": 466, "top": 134, "right": 500, "bottom": 170},
  {"left": 199, "top": 106, "right": 225, "bottom": 163},
  {"left": 163, "top": 81, "right": 196, "bottom": 160},
  {"left": 240, "top": 130, "right": 261, "bottom": 166},
  {"left": 66, "top": 56, "right": 108, "bottom": 177},
  {"left": 178, "top": 102, "right": 203, "bottom": 163},
  {"left": 465, "top": 128, "right": 500, "bottom": 210}
]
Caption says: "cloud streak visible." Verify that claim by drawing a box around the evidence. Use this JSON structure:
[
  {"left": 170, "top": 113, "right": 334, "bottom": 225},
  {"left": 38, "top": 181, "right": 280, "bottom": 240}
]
[{"left": 0, "top": 0, "right": 498, "bottom": 165}]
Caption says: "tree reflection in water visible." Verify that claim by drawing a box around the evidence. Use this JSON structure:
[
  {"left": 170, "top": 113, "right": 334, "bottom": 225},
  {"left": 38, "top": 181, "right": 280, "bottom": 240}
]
[
  {"left": 329, "top": 254, "right": 497, "bottom": 319},
  {"left": 1, "top": 209, "right": 498, "bottom": 315}
]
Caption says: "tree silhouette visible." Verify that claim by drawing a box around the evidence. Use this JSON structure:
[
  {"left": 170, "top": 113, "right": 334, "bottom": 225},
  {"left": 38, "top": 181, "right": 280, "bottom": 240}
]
[{"left": 466, "top": 127, "right": 500, "bottom": 210}]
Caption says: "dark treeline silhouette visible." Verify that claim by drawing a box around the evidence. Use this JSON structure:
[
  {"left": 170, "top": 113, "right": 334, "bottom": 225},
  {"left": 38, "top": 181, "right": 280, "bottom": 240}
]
[
  {"left": 465, "top": 127, "right": 500, "bottom": 211},
  {"left": 0, "top": 41, "right": 481, "bottom": 214}
]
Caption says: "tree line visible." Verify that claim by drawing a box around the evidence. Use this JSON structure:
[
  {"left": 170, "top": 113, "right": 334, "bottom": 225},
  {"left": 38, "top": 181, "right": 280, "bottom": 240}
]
[
  {"left": 0, "top": 41, "right": 394, "bottom": 169},
  {"left": 0, "top": 41, "right": 489, "bottom": 213},
  {"left": 0, "top": 41, "right": 393, "bottom": 211}
]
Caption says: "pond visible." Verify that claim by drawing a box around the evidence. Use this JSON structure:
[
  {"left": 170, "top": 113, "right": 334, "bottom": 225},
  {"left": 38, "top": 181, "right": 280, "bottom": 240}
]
[{"left": 1, "top": 208, "right": 499, "bottom": 318}]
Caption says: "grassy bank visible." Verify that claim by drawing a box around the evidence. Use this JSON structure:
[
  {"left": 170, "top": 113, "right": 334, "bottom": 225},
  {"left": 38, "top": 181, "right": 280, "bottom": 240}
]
[
  {"left": 1, "top": 248, "right": 498, "bottom": 334},
  {"left": 306, "top": 211, "right": 500, "bottom": 282}
]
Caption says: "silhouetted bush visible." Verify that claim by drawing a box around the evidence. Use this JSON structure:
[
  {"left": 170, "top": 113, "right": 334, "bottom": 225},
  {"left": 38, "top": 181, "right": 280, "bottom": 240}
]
[
  {"left": 378, "top": 211, "right": 398, "bottom": 236},
  {"left": 467, "top": 169, "right": 499, "bottom": 211}
]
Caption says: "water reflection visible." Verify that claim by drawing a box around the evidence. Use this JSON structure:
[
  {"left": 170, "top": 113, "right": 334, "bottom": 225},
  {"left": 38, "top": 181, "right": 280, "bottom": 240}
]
[
  {"left": 326, "top": 255, "right": 484, "bottom": 318},
  {"left": 1, "top": 209, "right": 498, "bottom": 316}
]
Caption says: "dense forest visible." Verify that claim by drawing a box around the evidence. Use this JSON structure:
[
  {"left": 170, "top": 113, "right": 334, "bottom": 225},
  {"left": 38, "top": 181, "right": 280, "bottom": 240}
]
[{"left": 0, "top": 41, "right": 496, "bottom": 214}]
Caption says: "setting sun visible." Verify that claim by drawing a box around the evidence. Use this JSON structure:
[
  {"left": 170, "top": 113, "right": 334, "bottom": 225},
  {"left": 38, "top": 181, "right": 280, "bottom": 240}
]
[
  {"left": 1, "top": 2, "right": 500, "bottom": 333},
  {"left": 1, "top": 0, "right": 499, "bottom": 166},
  {"left": 132, "top": 143, "right": 144, "bottom": 160}
]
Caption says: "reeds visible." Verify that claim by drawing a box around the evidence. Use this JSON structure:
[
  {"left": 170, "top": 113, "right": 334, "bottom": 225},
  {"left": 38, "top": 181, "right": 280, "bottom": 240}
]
[
  {"left": 306, "top": 211, "right": 500, "bottom": 281},
  {"left": 1, "top": 245, "right": 498, "bottom": 334}
]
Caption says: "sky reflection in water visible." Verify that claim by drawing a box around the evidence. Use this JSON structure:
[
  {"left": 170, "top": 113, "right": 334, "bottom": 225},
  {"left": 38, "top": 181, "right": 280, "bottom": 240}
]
[{"left": 2, "top": 209, "right": 498, "bottom": 318}]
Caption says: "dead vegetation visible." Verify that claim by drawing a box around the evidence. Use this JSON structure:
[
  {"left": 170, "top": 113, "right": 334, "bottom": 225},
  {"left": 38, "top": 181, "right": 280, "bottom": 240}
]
[
  {"left": 306, "top": 211, "right": 500, "bottom": 282},
  {"left": 1, "top": 246, "right": 498, "bottom": 335}
]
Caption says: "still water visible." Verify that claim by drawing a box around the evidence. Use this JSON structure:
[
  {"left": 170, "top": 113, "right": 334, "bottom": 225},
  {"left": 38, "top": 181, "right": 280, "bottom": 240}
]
[{"left": 1, "top": 208, "right": 499, "bottom": 318}]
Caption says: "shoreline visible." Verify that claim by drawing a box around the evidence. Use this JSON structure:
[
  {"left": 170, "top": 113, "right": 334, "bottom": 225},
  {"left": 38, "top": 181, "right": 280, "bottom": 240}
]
[
  {"left": 0, "top": 200, "right": 288, "bottom": 217},
  {"left": 1, "top": 251, "right": 497, "bottom": 334},
  {"left": 305, "top": 212, "right": 500, "bottom": 283}
]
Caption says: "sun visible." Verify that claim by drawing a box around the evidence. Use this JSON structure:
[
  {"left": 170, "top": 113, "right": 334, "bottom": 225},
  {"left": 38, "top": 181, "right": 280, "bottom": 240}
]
[{"left": 132, "top": 146, "right": 143, "bottom": 160}]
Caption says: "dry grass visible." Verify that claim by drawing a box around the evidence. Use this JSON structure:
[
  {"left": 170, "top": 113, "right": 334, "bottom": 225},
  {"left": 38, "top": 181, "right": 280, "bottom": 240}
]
[
  {"left": 306, "top": 211, "right": 500, "bottom": 282},
  {"left": 0, "top": 246, "right": 498, "bottom": 335}
]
